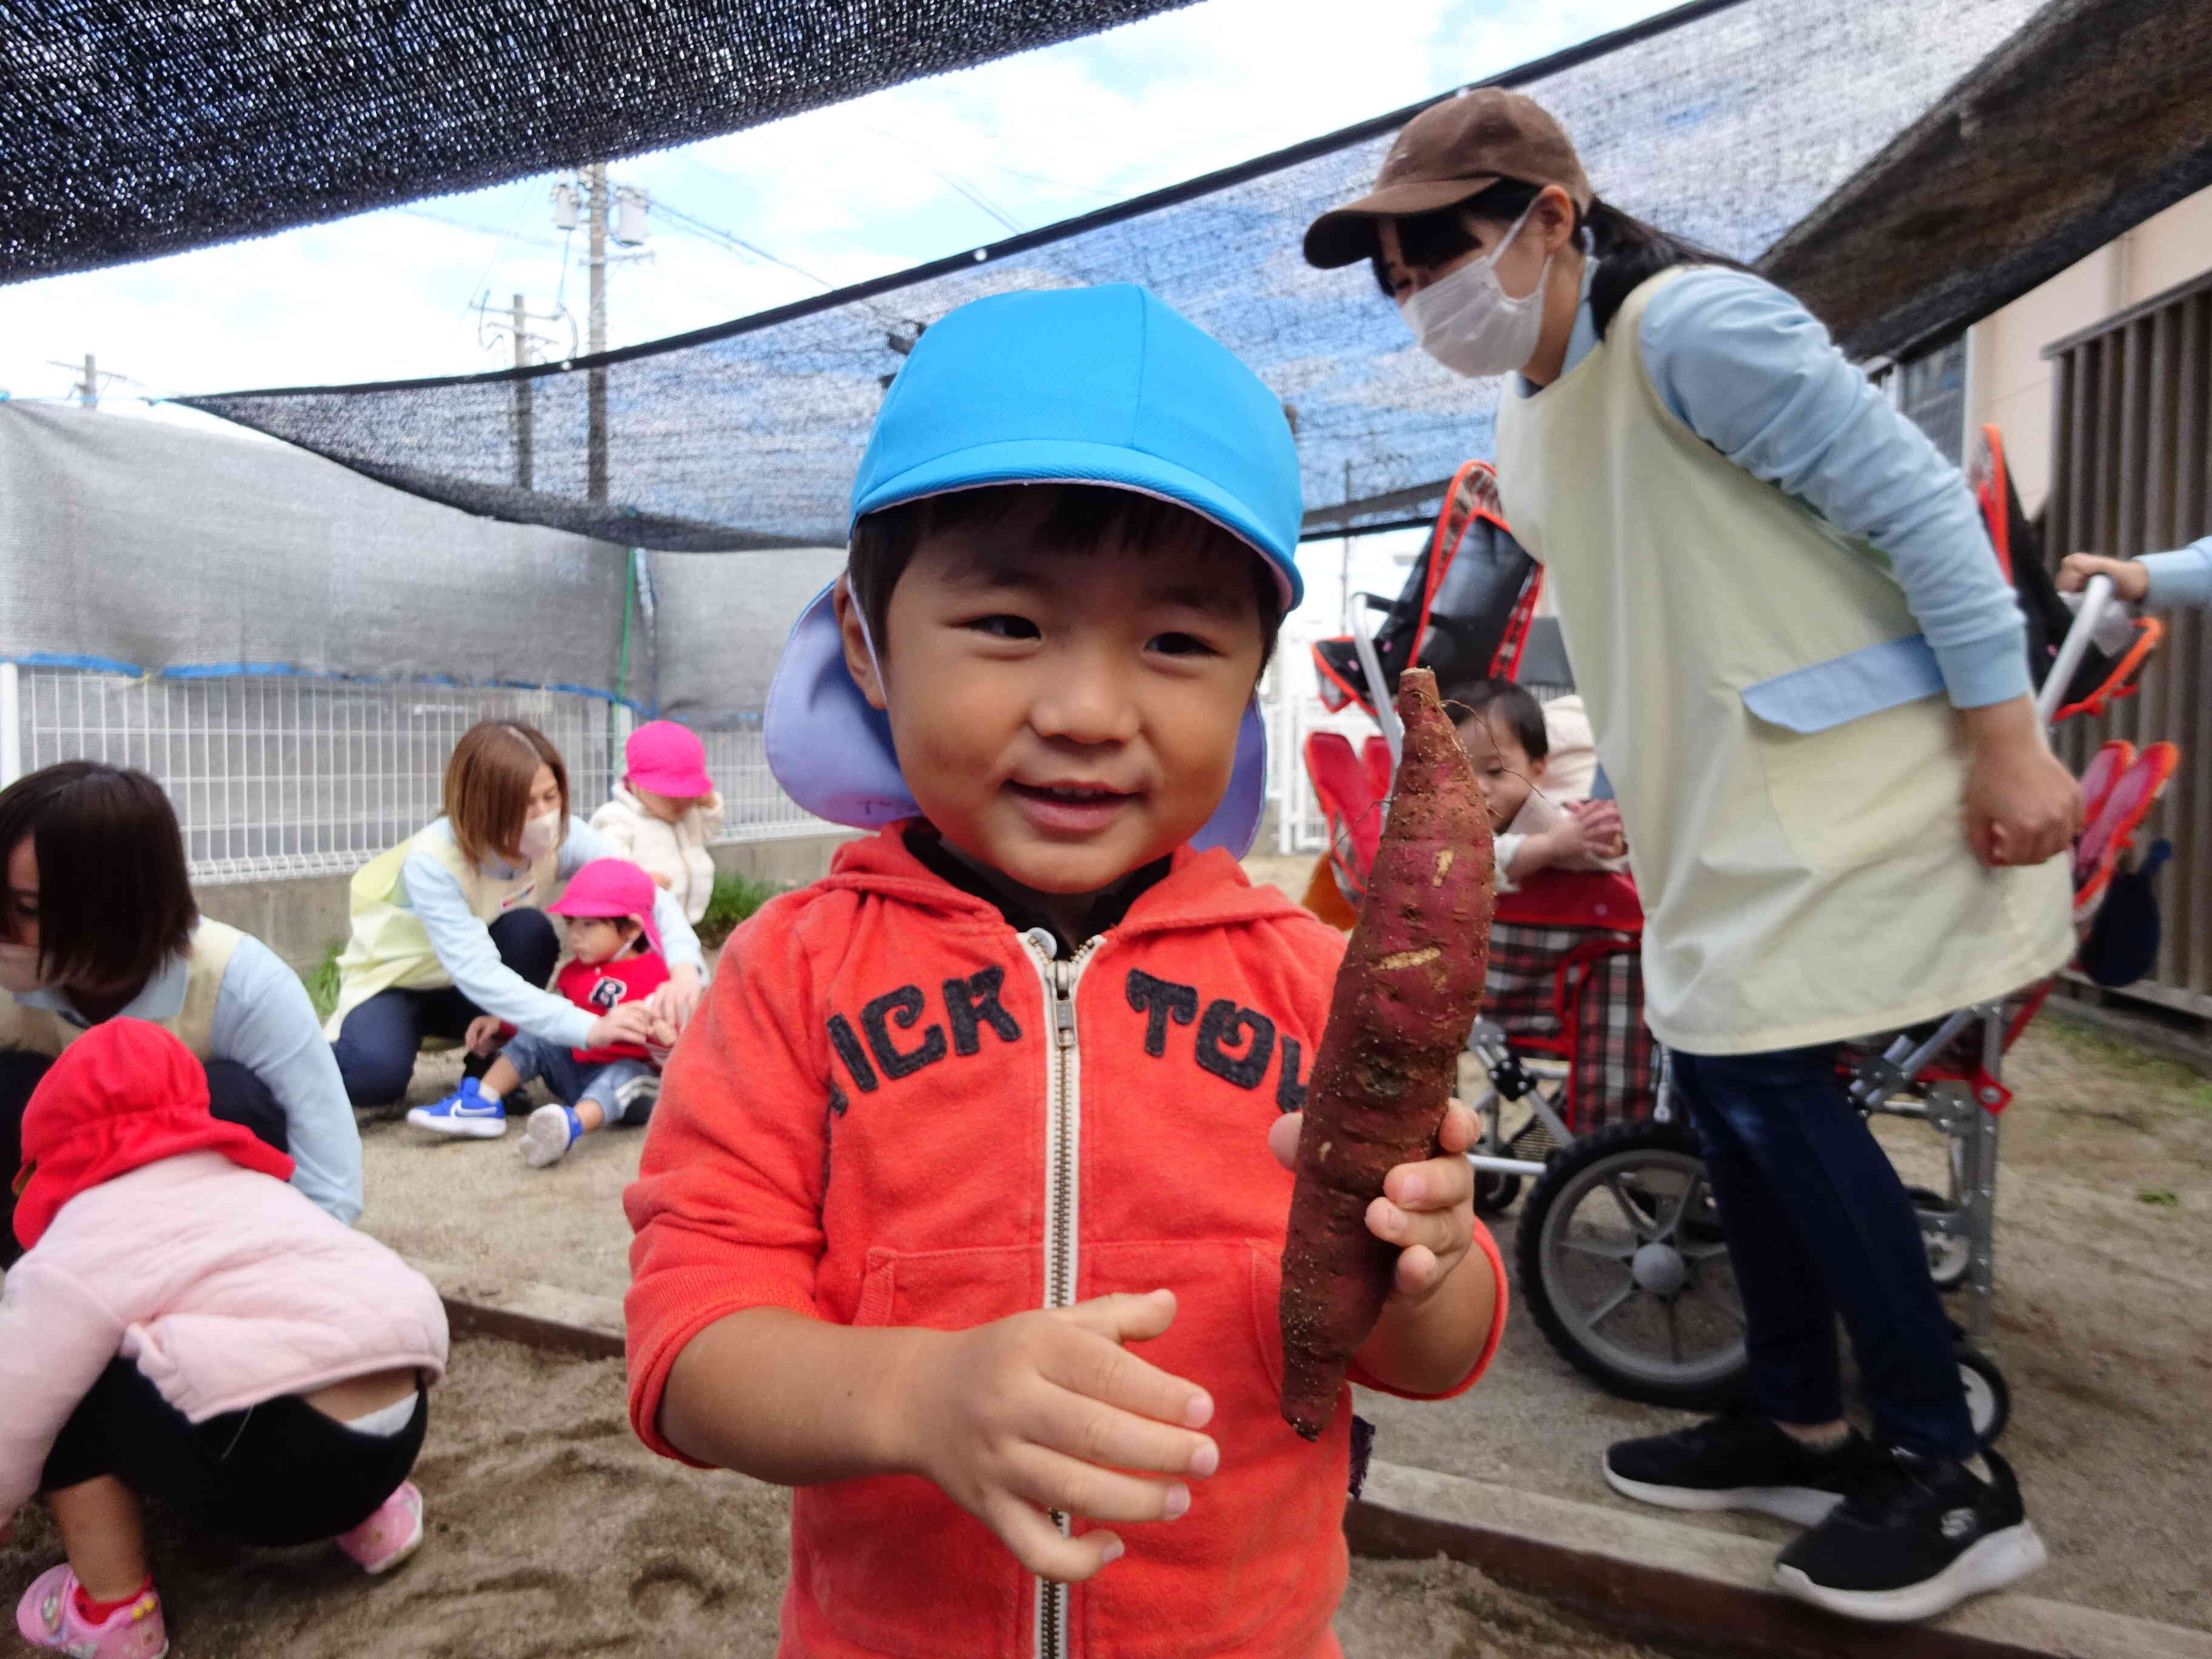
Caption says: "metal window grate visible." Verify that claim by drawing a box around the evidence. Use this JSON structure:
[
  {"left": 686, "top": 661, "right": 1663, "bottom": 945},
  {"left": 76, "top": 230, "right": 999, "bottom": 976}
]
[
  {"left": 2, "top": 669, "right": 824, "bottom": 885},
  {"left": 2044, "top": 268, "right": 2212, "bottom": 1012}
]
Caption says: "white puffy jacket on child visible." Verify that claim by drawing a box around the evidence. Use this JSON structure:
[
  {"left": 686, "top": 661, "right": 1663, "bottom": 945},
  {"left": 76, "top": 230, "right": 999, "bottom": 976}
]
[{"left": 589, "top": 785, "right": 723, "bottom": 925}]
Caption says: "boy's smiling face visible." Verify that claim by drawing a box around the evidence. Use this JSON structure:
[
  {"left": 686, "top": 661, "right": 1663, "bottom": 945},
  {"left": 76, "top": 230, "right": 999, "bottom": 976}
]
[{"left": 838, "top": 494, "right": 1268, "bottom": 903}]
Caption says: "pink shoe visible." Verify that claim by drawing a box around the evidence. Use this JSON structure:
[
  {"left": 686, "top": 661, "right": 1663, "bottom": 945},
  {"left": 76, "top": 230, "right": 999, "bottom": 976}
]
[
  {"left": 15, "top": 1564, "right": 167, "bottom": 1657},
  {"left": 335, "top": 1481, "right": 424, "bottom": 1574}
]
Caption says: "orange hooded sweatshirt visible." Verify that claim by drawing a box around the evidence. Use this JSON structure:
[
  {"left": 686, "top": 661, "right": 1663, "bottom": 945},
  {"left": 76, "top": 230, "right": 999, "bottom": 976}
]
[{"left": 625, "top": 826, "right": 1506, "bottom": 1659}]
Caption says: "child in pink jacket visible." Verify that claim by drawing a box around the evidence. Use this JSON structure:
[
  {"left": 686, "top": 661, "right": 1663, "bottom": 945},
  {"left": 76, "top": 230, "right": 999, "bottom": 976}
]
[{"left": 2, "top": 1019, "right": 449, "bottom": 1657}]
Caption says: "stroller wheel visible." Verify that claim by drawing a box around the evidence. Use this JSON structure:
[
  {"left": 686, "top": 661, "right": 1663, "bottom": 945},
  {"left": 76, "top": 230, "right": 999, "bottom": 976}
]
[
  {"left": 1472, "top": 1169, "right": 1523, "bottom": 1216},
  {"left": 1958, "top": 1345, "right": 2011, "bottom": 1446},
  {"left": 1908, "top": 1187, "right": 1972, "bottom": 1291},
  {"left": 1517, "top": 1121, "right": 1748, "bottom": 1410}
]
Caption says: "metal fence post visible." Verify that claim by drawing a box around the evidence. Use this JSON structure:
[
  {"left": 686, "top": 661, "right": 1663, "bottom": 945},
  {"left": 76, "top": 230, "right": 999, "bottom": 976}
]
[{"left": 0, "top": 660, "right": 19, "bottom": 788}]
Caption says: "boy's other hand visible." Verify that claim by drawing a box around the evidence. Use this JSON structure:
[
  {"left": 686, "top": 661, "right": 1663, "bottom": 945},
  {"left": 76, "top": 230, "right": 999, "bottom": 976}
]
[
  {"left": 2056, "top": 552, "right": 2150, "bottom": 602},
  {"left": 1267, "top": 1099, "right": 1479, "bottom": 1304},
  {"left": 464, "top": 1014, "right": 508, "bottom": 1055},
  {"left": 896, "top": 1289, "right": 1217, "bottom": 1584}
]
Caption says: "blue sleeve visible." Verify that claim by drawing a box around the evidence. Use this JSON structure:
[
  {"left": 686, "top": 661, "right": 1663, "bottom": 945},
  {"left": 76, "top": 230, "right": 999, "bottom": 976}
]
[
  {"left": 400, "top": 846, "right": 597, "bottom": 1050},
  {"left": 1640, "top": 269, "right": 2030, "bottom": 709},
  {"left": 556, "top": 817, "right": 706, "bottom": 973},
  {"left": 207, "top": 936, "right": 364, "bottom": 1225},
  {"left": 2141, "top": 537, "right": 2212, "bottom": 609}
]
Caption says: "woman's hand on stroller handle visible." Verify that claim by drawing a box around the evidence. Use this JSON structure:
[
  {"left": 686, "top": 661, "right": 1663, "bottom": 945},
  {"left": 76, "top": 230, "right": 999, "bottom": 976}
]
[
  {"left": 2057, "top": 552, "right": 2149, "bottom": 603},
  {"left": 1960, "top": 697, "right": 2082, "bottom": 869}
]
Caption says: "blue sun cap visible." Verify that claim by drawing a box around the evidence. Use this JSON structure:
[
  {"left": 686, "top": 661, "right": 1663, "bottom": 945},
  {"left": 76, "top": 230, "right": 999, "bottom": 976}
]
[{"left": 764, "top": 284, "right": 1304, "bottom": 857}]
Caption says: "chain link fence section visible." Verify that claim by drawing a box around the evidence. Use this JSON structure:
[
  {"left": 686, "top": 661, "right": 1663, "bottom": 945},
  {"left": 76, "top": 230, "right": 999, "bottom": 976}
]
[{"left": 2, "top": 668, "right": 822, "bottom": 885}]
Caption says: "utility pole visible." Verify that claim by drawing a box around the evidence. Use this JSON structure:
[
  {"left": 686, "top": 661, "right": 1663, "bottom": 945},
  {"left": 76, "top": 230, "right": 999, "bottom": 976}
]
[
  {"left": 44, "top": 353, "right": 100, "bottom": 407},
  {"left": 586, "top": 163, "right": 609, "bottom": 503},
  {"left": 512, "top": 293, "right": 535, "bottom": 492},
  {"left": 1338, "top": 459, "right": 1353, "bottom": 635}
]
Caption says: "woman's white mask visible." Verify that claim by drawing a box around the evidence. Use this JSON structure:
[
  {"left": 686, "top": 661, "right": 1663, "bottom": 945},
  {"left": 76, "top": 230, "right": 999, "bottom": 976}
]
[
  {"left": 0, "top": 941, "right": 47, "bottom": 995},
  {"left": 517, "top": 809, "right": 564, "bottom": 863},
  {"left": 1401, "top": 201, "right": 1551, "bottom": 380}
]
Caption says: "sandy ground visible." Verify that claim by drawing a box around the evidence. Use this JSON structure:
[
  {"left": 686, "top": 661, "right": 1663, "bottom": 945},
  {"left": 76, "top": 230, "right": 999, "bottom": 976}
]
[{"left": 0, "top": 1337, "right": 1675, "bottom": 1659}]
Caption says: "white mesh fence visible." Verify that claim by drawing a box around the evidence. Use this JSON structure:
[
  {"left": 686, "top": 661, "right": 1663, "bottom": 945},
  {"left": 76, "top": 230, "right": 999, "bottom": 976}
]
[{"left": 1, "top": 667, "right": 823, "bottom": 885}]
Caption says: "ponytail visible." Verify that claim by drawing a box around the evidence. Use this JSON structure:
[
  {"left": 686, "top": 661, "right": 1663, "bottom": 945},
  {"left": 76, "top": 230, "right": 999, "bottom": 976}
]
[{"left": 1581, "top": 196, "right": 1748, "bottom": 338}]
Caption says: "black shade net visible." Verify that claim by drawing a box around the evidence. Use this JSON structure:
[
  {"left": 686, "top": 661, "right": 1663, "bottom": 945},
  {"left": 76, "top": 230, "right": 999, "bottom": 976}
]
[
  {"left": 181, "top": 0, "right": 2048, "bottom": 554},
  {"left": 0, "top": 0, "right": 1198, "bottom": 285}
]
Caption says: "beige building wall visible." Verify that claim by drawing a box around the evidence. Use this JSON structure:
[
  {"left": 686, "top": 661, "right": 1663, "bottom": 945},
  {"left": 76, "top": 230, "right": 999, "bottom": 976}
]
[{"left": 1966, "top": 184, "right": 2212, "bottom": 519}]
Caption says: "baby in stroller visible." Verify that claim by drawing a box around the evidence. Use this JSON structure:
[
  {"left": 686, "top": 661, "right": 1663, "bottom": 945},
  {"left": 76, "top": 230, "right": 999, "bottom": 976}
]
[{"left": 1444, "top": 677, "right": 1624, "bottom": 890}]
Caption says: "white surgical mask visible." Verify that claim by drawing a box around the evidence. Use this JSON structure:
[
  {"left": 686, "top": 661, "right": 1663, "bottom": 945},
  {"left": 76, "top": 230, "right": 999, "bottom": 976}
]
[
  {"left": 1401, "top": 201, "right": 1550, "bottom": 380},
  {"left": 0, "top": 941, "right": 47, "bottom": 995},
  {"left": 517, "top": 809, "right": 564, "bottom": 862}
]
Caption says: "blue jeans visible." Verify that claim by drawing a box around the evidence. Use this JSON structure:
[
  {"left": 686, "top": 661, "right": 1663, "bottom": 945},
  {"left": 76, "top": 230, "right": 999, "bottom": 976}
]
[
  {"left": 498, "top": 1030, "right": 657, "bottom": 1124},
  {"left": 1672, "top": 1045, "right": 1977, "bottom": 1460},
  {"left": 332, "top": 908, "right": 560, "bottom": 1107}
]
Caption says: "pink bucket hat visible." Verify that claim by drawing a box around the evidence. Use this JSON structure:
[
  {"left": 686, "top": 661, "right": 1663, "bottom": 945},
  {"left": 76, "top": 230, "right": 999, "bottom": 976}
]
[
  {"left": 549, "top": 858, "right": 661, "bottom": 957},
  {"left": 625, "top": 720, "right": 713, "bottom": 799}
]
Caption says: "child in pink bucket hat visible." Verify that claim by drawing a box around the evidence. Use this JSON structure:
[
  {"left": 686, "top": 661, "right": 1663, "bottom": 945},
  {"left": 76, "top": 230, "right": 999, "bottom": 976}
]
[
  {"left": 590, "top": 722, "right": 724, "bottom": 926},
  {"left": 412, "top": 859, "right": 672, "bottom": 1167}
]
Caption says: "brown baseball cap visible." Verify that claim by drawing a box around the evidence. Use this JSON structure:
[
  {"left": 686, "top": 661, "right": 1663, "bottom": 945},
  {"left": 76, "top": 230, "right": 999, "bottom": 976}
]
[{"left": 1303, "top": 88, "right": 1591, "bottom": 269}]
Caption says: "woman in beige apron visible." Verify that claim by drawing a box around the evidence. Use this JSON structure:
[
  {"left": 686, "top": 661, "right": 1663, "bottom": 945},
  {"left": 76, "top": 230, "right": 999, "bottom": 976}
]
[
  {"left": 0, "top": 762, "right": 360, "bottom": 1253},
  {"left": 1304, "top": 90, "right": 2079, "bottom": 1623},
  {"left": 326, "top": 720, "right": 706, "bottom": 1121}
]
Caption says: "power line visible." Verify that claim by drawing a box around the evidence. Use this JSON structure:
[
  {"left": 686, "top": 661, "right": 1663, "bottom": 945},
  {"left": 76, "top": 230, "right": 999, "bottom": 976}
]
[
  {"left": 649, "top": 201, "right": 841, "bottom": 293},
  {"left": 866, "top": 125, "right": 1024, "bottom": 234}
]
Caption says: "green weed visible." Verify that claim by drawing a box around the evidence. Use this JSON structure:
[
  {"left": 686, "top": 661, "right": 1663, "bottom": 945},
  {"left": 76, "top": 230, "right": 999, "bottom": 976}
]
[
  {"left": 2137, "top": 1188, "right": 2180, "bottom": 1208},
  {"left": 699, "top": 871, "right": 784, "bottom": 951},
  {"left": 301, "top": 943, "right": 343, "bottom": 1022}
]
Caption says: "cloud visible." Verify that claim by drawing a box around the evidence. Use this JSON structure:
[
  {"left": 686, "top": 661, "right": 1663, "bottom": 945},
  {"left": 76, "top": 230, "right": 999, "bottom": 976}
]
[{"left": 0, "top": 0, "right": 1673, "bottom": 410}]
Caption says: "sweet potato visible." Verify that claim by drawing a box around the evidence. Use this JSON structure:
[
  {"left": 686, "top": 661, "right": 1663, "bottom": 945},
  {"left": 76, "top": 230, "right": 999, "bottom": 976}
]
[{"left": 1278, "top": 668, "right": 1495, "bottom": 1439}]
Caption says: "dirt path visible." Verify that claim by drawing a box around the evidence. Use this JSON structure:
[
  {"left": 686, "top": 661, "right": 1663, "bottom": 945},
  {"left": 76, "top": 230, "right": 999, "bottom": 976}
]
[{"left": 1, "top": 1338, "right": 1680, "bottom": 1659}]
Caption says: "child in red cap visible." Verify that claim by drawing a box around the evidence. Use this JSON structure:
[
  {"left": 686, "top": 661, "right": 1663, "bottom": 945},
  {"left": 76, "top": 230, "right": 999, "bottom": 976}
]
[
  {"left": 420, "top": 858, "right": 673, "bottom": 1166},
  {"left": 590, "top": 720, "right": 725, "bottom": 927},
  {"left": 3, "top": 1019, "right": 447, "bottom": 1658}
]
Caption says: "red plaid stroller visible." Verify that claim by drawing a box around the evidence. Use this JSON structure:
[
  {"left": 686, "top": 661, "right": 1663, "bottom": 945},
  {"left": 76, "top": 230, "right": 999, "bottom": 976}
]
[{"left": 1300, "top": 461, "right": 1660, "bottom": 1215}]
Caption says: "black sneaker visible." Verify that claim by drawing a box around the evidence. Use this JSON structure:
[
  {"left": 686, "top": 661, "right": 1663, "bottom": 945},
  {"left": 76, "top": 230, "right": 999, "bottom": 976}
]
[
  {"left": 1775, "top": 1447, "right": 2046, "bottom": 1622},
  {"left": 1604, "top": 1414, "right": 1872, "bottom": 1526}
]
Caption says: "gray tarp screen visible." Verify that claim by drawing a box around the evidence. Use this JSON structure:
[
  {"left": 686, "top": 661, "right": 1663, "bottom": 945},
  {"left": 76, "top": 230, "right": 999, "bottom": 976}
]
[
  {"left": 0, "top": 401, "right": 834, "bottom": 724},
  {"left": 185, "top": 0, "right": 2046, "bottom": 552},
  {"left": 0, "top": 0, "right": 1197, "bottom": 285}
]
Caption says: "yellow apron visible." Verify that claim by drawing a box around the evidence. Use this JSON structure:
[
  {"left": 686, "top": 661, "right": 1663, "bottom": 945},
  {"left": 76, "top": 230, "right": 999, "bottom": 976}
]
[
  {"left": 1493, "top": 269, "right": 2070, "bottom": 1054},
  {"left": 0, "top": 919, "right": 244, "bottom": 1059},
  {"left": 324, "top": 825, "right": 560, "bottom": 1038}
]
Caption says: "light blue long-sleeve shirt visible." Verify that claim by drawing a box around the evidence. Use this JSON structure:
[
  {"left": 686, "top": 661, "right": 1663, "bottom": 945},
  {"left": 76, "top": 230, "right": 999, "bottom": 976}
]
[
  {"left": 1521, "top": 261, "right": 2031, "bottom": 709},
  {"left": 2141, "top": 537, "right": 2212, "bottom": 608},
  {"left": 398, "top": 816, "right": 705, "bottom": 1052},
  {"left": 15, "top": 930, "right": 363, "bottom": 1225}
]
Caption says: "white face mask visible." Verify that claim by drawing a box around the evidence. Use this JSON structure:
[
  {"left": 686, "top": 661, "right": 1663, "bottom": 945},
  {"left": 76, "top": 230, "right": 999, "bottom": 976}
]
[
  {"left": 1401, "top": 201, "right": 1551, "bottom": 380},
  {"left": 0, "top": 941, "right": 47, "bottom": 995},
  {"left": 517, "top": 809, "right": 564, "bottom": 863}
]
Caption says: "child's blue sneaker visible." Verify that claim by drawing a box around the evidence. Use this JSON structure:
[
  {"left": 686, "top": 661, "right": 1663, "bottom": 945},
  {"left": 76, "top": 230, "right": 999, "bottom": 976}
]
[
  {"left": 406, "top": 1076, "right": 506, "bottom": 1139},
  {"left": 521, "top": 1102, "right": 584, "bottom": 1167}
]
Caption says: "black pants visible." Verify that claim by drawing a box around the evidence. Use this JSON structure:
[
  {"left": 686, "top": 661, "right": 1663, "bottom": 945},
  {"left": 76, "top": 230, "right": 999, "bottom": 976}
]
[
  {"left": 41, "top": 1359, "right": 427, "bottom": 1547},
  {"left": 330, "top": 908, "right": 560, "bottom": 1107},
  {"left": 1, "top": 1051, "right": 286, "bottom": 1268}
]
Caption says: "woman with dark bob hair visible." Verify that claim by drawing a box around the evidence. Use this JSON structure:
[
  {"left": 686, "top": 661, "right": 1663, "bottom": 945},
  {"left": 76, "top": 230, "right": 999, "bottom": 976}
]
[
  {"left": 326, "top": 720, "right": 706, "bottom": 1121},
  {"left": 0, "top": 762, "right": 360, "bottom": 1250}
]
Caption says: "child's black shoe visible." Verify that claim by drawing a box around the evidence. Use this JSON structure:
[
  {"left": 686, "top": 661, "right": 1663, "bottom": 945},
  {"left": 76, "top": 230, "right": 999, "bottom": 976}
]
[
  {"left": 1774, "top": 1446, "right": 2045, "bottom": 1622},
  {"left": 1604, "top": 1413, "right": 1871, "bottom": 1526}
]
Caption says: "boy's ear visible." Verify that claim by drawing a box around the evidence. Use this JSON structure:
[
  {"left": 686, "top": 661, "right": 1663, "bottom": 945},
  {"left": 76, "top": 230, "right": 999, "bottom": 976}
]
[
  {"left": 1529, "top": 753, "right": 1550, "bottom": 781},
  {"left": 832, "top": 575, "right": 888, "bottom": 711}
]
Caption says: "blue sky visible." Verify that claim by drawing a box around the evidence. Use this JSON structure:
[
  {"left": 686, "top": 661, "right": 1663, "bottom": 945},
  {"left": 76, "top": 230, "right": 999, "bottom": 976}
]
[{"left": 0, "top": 0, "right": 1674, "bottom": 619}]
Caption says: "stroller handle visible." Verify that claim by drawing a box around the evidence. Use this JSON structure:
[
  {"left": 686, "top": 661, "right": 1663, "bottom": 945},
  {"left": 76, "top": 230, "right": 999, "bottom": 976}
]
[
  {"left": 2035, "top": 572, "right": 2113, "bottom": 729},
  {"left": 1349, "top": 592, "right": 1404, "bottom": 770}
]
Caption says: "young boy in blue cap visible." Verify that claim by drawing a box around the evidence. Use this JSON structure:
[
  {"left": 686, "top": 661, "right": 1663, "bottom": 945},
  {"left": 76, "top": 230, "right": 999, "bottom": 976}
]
[{"left": 624, "top": 285, "right": 1506, "bottom": 1657}]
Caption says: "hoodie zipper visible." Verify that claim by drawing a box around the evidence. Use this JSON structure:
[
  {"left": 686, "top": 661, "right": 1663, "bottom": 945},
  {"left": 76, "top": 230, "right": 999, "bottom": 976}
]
[{"left": 1022, "top": 928, "right": 1100, "bottom": 1659}]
